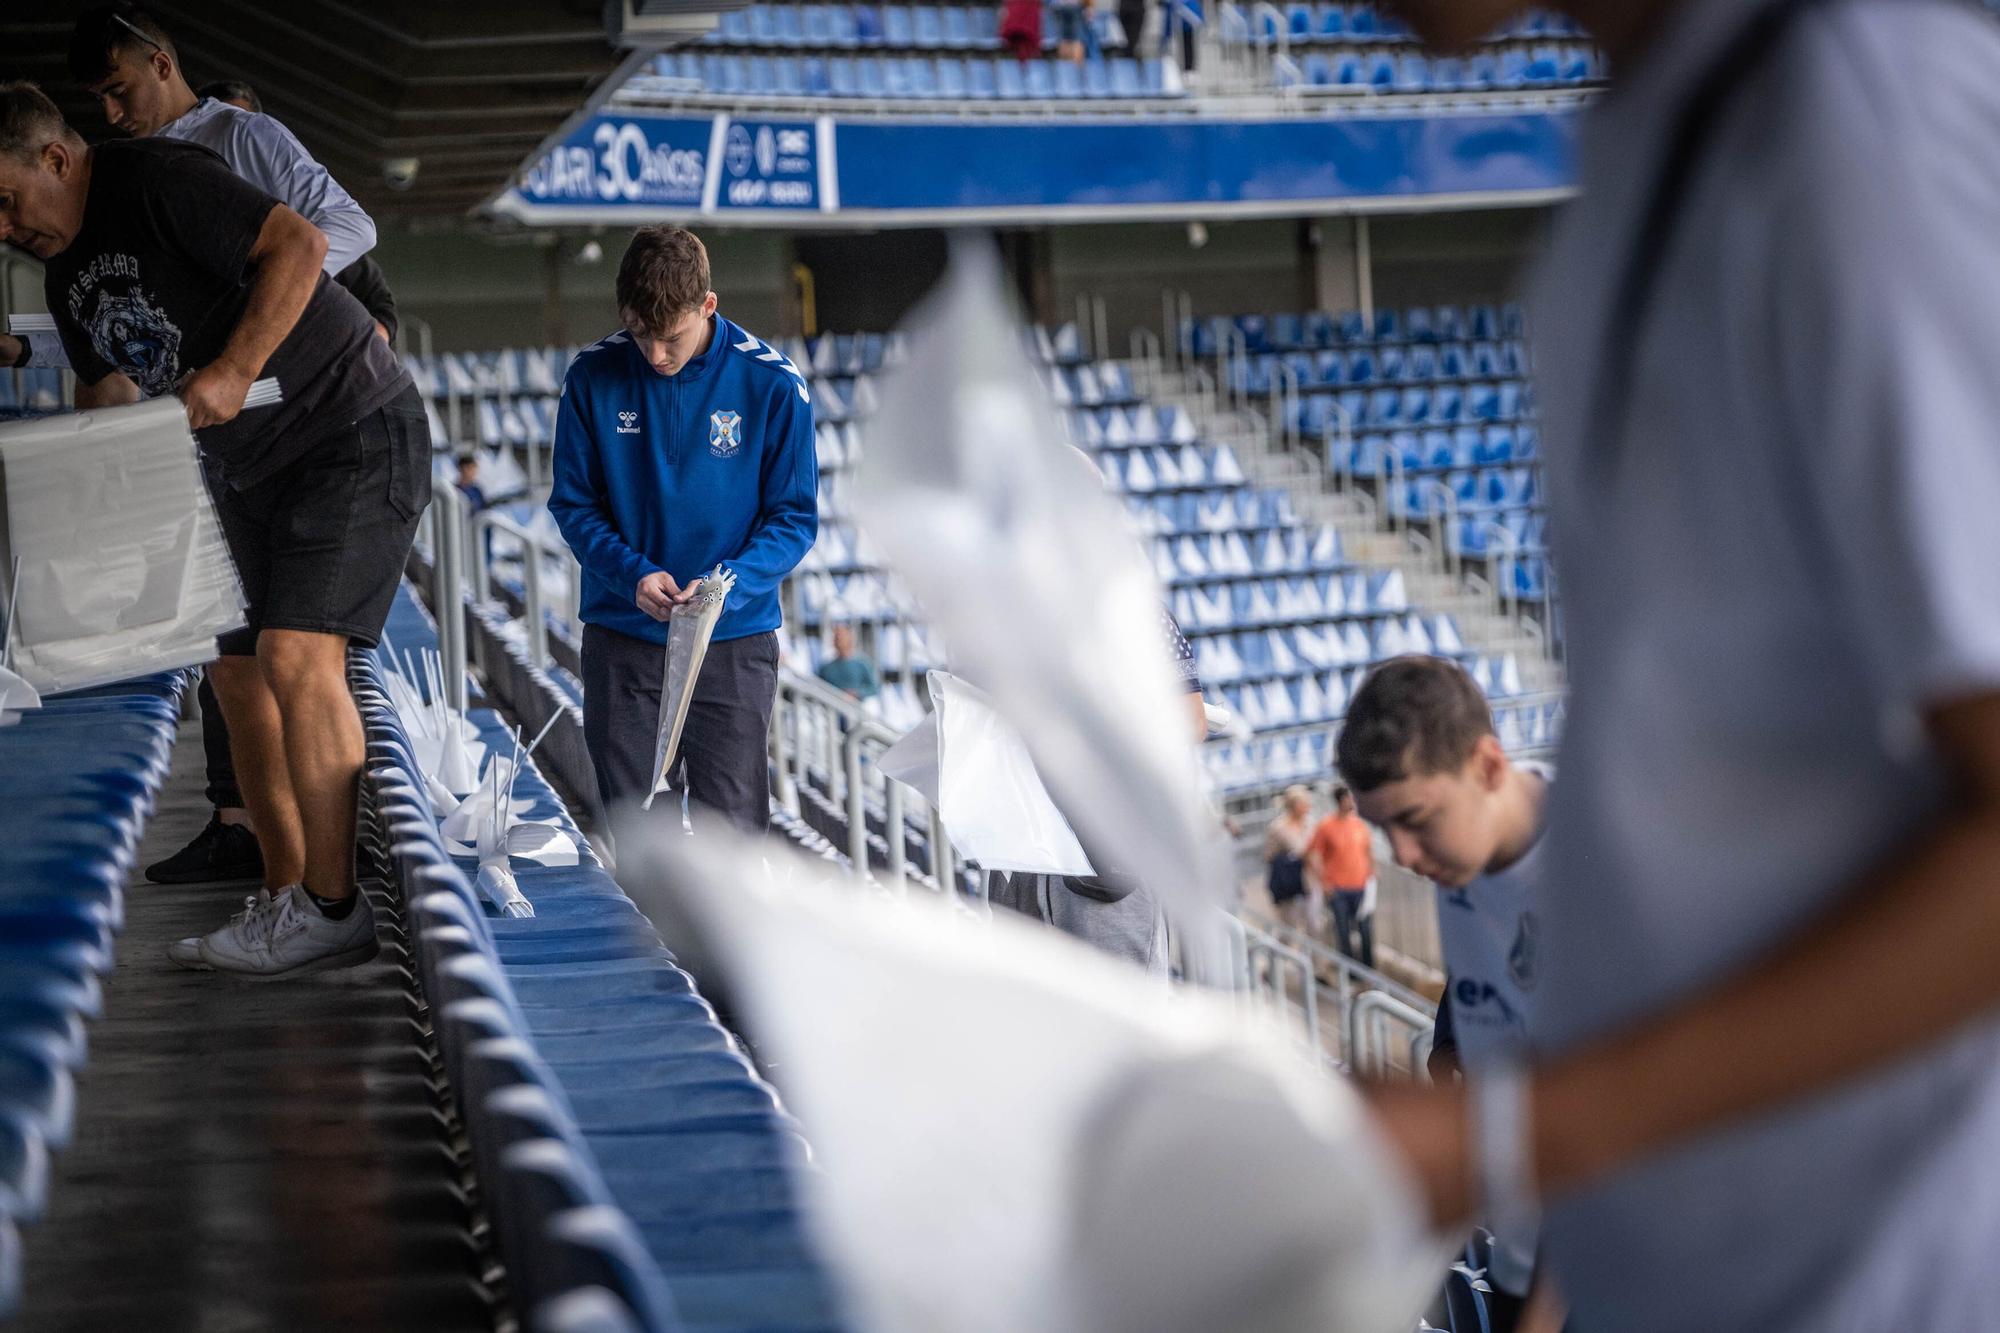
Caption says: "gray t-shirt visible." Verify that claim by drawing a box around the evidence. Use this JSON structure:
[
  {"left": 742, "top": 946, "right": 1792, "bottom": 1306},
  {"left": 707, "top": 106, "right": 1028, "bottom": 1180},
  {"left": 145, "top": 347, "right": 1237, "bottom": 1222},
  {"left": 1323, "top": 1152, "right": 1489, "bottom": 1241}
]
[
  {"left": 1527, "top": 1, "right": 2000, "bottom": 1329},
  {"left": 159, "top": 98, "right": 377, "bottom": 275}
]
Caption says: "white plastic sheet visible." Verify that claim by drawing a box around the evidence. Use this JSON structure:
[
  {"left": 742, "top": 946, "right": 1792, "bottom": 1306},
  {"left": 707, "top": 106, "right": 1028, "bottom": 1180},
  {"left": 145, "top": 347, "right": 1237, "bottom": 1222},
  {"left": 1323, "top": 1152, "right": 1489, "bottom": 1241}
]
[
  {"left": 615, "top": 824, "right": 1446, "bottom": 1333},
  {"left": 0, "top": 398, "right": 245, "bottom": 693},
  {"left": 645, "top": 566, "right": 735, "bottom": 809},
  {"left": 878, "top": 670, "right": 1093, "bottom": 876},
  {"left": 855, "top": 241, "right": 1233, "bottom": 974}
]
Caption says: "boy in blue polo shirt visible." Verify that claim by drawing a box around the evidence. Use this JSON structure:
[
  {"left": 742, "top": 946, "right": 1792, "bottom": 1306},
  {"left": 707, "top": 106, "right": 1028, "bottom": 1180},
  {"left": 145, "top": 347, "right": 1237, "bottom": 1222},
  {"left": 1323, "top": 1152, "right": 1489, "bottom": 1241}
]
[{"left": 549, "top": 226, "right": 817, "bottom": 834}]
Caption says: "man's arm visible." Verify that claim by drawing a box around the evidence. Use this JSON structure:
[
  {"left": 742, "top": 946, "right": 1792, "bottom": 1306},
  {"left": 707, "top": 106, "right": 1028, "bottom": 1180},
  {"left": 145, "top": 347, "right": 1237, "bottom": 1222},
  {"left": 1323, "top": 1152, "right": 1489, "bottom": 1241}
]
[
  {"left": 180, "top": 205, "right": 326, "bottom": 429},
  {"left": 546, "top": 368, "right": 665, "bottom": 613},
  {"left": 74, "top": 372, "right": 141, "bottom": 410},
  {"left": 719, "top": 387, "right": 818, "bottom": 601},
  {"left": 1378, "top": 692, "right": 2000, "bottom": 1223},
  {"left": 229, "top": 112, "right": 378, "bottom": 274}
]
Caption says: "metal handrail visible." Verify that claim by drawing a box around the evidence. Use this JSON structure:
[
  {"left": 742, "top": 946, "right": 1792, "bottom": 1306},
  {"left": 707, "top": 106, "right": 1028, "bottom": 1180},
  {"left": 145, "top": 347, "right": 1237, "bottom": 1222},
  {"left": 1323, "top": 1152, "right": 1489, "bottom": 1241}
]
[
  {"left": 426, "top": 479, "right": 471, "bottom": 716},
  {"left": 471, "top": 507, "right": 574, "bottom": 669},
  {"left": 1349, "top": 990, "right": 1435, "bottom": 1080}
]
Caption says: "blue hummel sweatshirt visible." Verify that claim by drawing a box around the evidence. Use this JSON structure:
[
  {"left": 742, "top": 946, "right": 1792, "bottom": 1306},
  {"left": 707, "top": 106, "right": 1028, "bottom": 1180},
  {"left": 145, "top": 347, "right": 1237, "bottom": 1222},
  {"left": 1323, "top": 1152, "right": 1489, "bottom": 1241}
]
[{"left": 548, "top": 313, "right": 818, "bottom": 646}]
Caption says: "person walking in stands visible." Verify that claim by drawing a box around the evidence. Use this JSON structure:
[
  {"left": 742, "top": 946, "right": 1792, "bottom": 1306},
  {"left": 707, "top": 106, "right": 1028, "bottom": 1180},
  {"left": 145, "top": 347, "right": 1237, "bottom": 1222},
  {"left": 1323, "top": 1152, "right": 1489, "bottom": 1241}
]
[
  {"left": 58, "top": 7, "right": 396, "bottom": 889},
  {"left": 1262, "top": 785, "right": 1315, "bottom": 933},
  {"left": 1338, "top": 654, "right": 1562, "bottom": 1333},
  {"left": 0, "top": 83, "right": 428, "bottom": 975},
  {"left": 549, "top": 226, "right": 817, "bottom": 835},
  {"left": 1306, "top": 783, "right": 1375, "bottom": 967},
  {"left": 816, "top": 624, "right": 879, "bottom": 701},
  {"left": 1368, "top": 5, "right": 2000, "bottom": 1333},
  {"left": 1048, "top": 0, "right": 1091, "bottom": 62},
  {"left": 200, "top": 79, "right": 400, "bottom": 347},
  {"left": 999, "top": 0, "right": 1044, "bottom": 62}
]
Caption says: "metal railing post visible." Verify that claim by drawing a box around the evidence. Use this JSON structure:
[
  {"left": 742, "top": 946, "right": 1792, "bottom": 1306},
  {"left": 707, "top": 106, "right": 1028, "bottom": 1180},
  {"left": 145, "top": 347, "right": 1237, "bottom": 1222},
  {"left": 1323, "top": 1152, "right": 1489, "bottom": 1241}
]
[{"left": 843, "top": 730, "right": 869, "bottom": 874}]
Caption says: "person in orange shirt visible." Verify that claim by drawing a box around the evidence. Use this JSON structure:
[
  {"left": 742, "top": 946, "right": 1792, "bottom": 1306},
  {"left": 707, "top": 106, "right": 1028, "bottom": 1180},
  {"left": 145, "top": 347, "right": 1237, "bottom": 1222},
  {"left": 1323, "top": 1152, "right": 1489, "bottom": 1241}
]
[{"left": 1306, "top": 785, "right": 1375, "bottom": 967}]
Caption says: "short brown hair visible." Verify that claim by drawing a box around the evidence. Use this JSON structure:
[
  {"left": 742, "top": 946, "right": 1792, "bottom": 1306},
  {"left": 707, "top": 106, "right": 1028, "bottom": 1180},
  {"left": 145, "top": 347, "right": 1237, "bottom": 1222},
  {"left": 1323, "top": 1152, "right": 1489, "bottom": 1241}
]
[
  {"left": 0, "top": 82, "right": 82, "bottom": 165},
  {"left": 1336, "top": 655, "right": 1494, "bottom": 793},
  {"left": 616, "top": 226, "right": 711, "bottom": 335}
]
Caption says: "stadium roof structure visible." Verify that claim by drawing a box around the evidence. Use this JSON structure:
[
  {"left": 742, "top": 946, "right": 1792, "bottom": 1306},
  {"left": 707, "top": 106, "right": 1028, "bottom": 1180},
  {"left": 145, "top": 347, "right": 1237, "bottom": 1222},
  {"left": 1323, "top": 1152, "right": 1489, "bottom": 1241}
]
[{"left": 1, "top": 0, "right": 692, "bottom": 219}]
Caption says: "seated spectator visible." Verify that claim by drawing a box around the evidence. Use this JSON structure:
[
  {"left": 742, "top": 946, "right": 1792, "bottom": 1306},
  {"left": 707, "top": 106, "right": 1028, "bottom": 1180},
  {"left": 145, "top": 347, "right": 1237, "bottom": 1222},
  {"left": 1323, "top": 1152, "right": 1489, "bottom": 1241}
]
[
  {"left": 454, "top": 453, "right": 487, "bottom": 512},
  {"left": 816, "top": 624, "right": 879, "bottom": 701}
]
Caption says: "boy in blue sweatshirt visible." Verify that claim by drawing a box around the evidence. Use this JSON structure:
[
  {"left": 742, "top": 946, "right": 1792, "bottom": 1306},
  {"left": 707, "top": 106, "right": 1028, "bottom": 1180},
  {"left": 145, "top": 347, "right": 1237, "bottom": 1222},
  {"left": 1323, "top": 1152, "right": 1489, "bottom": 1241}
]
[{"left": 549, "top": 226, "right": 817, "bottom": 834}]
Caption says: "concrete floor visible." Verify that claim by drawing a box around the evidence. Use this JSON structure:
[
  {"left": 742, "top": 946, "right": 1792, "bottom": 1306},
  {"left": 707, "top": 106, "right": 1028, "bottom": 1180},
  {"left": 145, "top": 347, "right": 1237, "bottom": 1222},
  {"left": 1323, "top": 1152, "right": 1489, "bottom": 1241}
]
[{"left": 12, "top": 714, "right": 494, "bottom": 1333}]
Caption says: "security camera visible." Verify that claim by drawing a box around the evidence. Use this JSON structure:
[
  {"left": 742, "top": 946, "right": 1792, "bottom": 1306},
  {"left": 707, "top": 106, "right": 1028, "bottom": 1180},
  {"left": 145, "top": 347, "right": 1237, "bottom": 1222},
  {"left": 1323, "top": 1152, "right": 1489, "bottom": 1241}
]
[{"left": 382, "top": 156, "right": 420, "bottom": 190}]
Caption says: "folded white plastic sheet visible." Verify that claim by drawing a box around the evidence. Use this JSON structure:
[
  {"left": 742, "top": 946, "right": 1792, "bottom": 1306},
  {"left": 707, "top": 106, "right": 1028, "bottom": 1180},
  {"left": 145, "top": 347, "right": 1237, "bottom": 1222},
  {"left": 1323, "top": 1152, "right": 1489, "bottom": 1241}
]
[
  {"left": 616, "top": 824, "right": 1446, "bottom": 1333},
  {"left": 854, "top": 241, "right": 1233, "bottom": 974},
  {"left": 645, "top": 566, "right": 736, "bottom": 810},
  {"left": 0, "top": 398, "right": 245, "bottom": 693},
  {"left": 877, "top": 670, "right": 1094, "bottom": 876}
]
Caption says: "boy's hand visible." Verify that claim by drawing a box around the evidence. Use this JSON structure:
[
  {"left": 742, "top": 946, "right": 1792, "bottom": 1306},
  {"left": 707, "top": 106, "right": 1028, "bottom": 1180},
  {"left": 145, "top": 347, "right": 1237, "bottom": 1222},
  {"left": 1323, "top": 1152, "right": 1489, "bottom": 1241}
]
[
  {"left": 180, "top": 361, "right": 255, "bottom": 429},
  {"left": 636, "top": 571, "right": 684, "bottom": 620}
]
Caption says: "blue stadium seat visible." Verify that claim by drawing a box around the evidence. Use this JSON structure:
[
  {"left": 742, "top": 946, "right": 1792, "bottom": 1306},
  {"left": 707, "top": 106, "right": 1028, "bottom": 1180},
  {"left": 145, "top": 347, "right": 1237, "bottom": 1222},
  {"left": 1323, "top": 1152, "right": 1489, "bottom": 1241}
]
[
  {"left": 1366, "top": 52, "right": 1397, "bottom": 88},
  {"left": 972, "top": 6, "right": 1001, "bottom": 47},
  {"left": 1025, "top": 56, "right": 1056, "bottom": 97},
  {"left": 906, "top": 54, "right": 938, "bottom": 95},
  {"left": 1394, "top": 52, "right": 1429, "bottom": 92},
  {"left": 714, "top": 8, "right": 752, "bottom": 42},
  {"left": 857, "top": 53, "right": 887, "bottom": 94},
  {"left": 1141, "top": 57, "right": 1175, "bottom": 95},
  {"left": 748, "top": 55, "right": 779, "bottom": 94},
  {"left": 935, "top": 56, "right": 967, "bottom": 97},
  {"left": 882, "top": 5, "right": 914, "bottom": 45},
  {"left": 802, "top": 56, "right": 831, "bottom": 94},
  {"left": 717, "top": 54, "right": 750, "bottom": 93},
  {"left": 997, "top": 56, "right": 1027, "bottom": 97},
  {"left": 912, "top": 5, "right": 945, "bottom": 47},
  {"left": 829, "top": 55, "right": 859, "bottom": 94},
  {"left": 802, "top": 4, "right": 833, "bottom": 44},
  {"left": 1287, "top": 2, "right": 1314, "bottom": 39},
  {"left": 854, "top": 4, "right": 885, "bottom": 43},
  {"left": 776, "top": 56, "right": 807, "bottom": 95},
  {"left": 1315, "top": 1, "right": 1346, "bottom": 39},
  {"left": 1083, "top": 59, "right": 1112, "bottom": 96},
  {"left": 828, "top": 3, "right": 859, "bottom": 45},
  {"left": 1054, "top": 57, "right": 1085, "bottom": 96},
  {"left": 1110, "top": 57, "right": 1142, "bottom": 96},
  {"left": 1347, "top": 2, "right": 1377, "bottom": 39},
  {"left": 880, "top": 54, "right": 910, "bottom": 95},
  {"left": 750, "top": 4, "right": 782, "bottom": 43},
  {"left": 966, "top": 57, "right": 998, "bottom": 97},
  {"left": 1430, "top": 55, "right": 1464, "bottom": 91},
  {"left": 942, "top": 5, "right": 973, "bottom": 47}
]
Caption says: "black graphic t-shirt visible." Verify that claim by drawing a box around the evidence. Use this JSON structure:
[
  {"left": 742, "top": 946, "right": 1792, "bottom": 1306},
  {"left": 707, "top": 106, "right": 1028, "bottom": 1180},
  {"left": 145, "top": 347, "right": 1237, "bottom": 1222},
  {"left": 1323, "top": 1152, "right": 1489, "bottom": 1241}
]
[{"left": 44, "top": 138, "right": 410, "bottom": 488}]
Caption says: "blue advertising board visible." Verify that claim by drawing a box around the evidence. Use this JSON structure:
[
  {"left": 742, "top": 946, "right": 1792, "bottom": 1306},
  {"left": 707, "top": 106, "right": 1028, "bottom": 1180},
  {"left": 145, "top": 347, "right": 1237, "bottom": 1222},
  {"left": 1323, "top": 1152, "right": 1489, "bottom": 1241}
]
[{"left": 493, "top": 108, "right": 1576, "bottom": 225}]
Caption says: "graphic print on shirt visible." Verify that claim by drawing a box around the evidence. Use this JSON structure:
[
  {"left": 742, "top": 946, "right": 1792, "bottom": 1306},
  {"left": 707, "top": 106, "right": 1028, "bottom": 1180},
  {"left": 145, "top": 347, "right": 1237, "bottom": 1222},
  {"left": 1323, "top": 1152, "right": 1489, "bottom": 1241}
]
[
  {"left": 616, "top": 409, "right": 641, "bottom": 435},
  {"left": 709, "top": 409, "right": 743, "bottom": 458},
  {"left": 1508, "top": 909, "right": 1538, "bottom": 992},
  {"left": 69, "top": 258, "right": 183, "bottom": 394}
]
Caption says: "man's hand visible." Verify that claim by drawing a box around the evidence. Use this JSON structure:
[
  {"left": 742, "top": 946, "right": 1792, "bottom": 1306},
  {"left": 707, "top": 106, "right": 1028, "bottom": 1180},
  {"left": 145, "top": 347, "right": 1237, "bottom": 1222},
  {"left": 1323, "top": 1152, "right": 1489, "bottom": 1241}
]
[{"left": 180, "top": 361, "right": 256, "bottom": 430}]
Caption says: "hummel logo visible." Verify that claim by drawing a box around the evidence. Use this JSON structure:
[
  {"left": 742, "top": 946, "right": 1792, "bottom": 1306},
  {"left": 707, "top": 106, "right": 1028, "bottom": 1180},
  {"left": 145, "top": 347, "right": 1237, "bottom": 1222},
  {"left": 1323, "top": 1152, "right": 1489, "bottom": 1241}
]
[{"left": 616, "top": 409, "right": 640, "bottom": 435}]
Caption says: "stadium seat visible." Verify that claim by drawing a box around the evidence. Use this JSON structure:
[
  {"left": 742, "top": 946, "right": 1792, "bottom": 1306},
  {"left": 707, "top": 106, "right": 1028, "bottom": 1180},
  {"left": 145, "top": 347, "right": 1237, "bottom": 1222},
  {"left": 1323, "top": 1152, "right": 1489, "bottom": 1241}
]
[
  {"left": 882, "top": 5, "right": 914, "bottom": 45},
  {"left": 966, "top": 57, "right": 997, "bottom": 97},
  {"left": 935, "top": 55, "right": 967, "bottom": 97},
  {"left": 854, "top": 3, "right": 884, "bottom": 43},
  {"left": 912, "top": 5, "right": 944, "bottom": 47}
]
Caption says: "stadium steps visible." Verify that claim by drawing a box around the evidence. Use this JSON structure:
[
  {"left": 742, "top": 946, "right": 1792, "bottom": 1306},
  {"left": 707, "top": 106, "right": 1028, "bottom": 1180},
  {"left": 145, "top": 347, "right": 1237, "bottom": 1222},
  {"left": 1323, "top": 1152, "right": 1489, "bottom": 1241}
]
[
  {"left": 8, "top": 683, "right": 493, "bottom": 1331},
  {"left": 1137, "top": 361, "right": 1564, "bottom": 693}
]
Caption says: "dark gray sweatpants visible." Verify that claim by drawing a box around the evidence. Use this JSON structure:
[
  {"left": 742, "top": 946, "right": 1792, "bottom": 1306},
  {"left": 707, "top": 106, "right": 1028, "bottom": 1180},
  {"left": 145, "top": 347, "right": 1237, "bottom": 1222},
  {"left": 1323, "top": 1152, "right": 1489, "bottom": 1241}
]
[{"left": 581, "top": 622, "right": 778, "bottom": 836}]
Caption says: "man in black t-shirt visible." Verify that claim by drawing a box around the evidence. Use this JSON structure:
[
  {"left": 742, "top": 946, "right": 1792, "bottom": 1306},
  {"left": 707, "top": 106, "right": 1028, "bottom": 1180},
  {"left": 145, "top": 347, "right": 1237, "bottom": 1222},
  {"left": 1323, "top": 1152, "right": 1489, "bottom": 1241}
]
[{"left": 0, "top": 82, "right": 429, "bottom": 978}]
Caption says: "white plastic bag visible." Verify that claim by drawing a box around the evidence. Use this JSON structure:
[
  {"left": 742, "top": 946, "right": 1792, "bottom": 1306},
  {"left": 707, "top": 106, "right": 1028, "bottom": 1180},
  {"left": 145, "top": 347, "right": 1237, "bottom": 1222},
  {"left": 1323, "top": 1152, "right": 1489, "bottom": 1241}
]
[
  {"left": 0, "top": 398, "right": 244, "bottom": 693},
  {"left": 878, "top": 670, "right": 1093, "bottom": 876},
  {"left": 855, "top": 241, "right": 1232, "bottom": 974},
  {"left": 616, "top": 822, "right": 1446, "bottom": 1333},
  {"left": 645, "top": 566, "right": 735, "bottom": 810}
]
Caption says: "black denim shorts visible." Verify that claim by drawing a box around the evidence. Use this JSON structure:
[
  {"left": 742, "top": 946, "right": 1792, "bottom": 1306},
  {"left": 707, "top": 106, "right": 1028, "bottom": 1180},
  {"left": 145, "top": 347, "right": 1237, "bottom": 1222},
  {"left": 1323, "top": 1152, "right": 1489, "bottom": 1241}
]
[{"left": 212, "top": 384, "right": 431, "bottom": 656}]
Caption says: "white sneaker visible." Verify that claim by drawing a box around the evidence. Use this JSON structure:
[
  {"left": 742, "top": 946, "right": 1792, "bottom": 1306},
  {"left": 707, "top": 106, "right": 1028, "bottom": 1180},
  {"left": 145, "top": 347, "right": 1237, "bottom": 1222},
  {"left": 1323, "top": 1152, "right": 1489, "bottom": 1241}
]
[
  {"left": 181, "top": 885, "right": 378, "bottom": 979},
  {"left": 168, "top": 889, "right": 278, "bottom": 970}
]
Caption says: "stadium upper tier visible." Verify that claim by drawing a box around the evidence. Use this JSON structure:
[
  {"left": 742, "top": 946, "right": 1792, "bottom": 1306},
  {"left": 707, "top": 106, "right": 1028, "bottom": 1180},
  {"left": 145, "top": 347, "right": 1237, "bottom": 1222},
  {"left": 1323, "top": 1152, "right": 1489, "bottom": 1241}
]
[{"left": 612, "top": 2, "right": 1602, "bottom": 104}]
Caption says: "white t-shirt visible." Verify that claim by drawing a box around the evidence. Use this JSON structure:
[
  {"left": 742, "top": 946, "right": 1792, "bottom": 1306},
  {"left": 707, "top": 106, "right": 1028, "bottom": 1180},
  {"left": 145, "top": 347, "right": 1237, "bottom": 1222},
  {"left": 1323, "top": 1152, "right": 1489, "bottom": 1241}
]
[
  {"left": 1528, "top": 2, "right": 2000, "bottom": 1330},
  {"left": 1435, "top": 765, "right": 1549, "bottom": 1072},
  {"left": 159, "top": 98, "right": 377, "bottom": 275}
]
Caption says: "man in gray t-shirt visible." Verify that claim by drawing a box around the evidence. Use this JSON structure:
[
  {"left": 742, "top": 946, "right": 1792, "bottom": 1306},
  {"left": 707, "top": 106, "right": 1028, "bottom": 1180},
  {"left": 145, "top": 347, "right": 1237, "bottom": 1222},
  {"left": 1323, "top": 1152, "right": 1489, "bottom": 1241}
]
[{"left": 1370, "top": 3, "right": 2000, "bottom": 1331}]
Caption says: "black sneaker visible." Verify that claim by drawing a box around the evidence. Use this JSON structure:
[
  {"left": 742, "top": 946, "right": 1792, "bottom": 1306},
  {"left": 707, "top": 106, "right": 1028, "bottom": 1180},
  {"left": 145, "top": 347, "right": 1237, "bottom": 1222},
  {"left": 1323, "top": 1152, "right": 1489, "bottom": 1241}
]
[{"left": 145, "top": 815, "right": 265, "bottom": 885}]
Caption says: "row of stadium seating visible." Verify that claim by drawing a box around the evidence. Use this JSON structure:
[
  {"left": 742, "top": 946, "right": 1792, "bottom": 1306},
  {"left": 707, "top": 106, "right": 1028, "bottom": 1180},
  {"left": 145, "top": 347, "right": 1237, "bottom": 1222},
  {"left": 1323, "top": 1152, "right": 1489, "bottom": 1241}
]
[
  {"left": 1269, "top": 43, "right": 1601, "bottom": 92},
  {"left": 0, "top": 673, "right": 187, "bottom": 1318},
  {"left": 0, "top": 369, "right": 63, "bottom": 415},
  {"left": 1186, "top": 304, "right": 1527, "bottom": 353},
  {"left": 1230, "top": 341, "right": 1533, "bottom": 391},
  {"left": 361, "top": 589, "right": 846, "bottom": 1332},
  {"left": 697, "top": 1, "right": 1588, "bottom": 51},
  {"left": 656, "top": 50, "right": 1186, "bottom": 100},
  {"left": 1293, "top": 382, "right": 1536, "bottom": 436}
]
